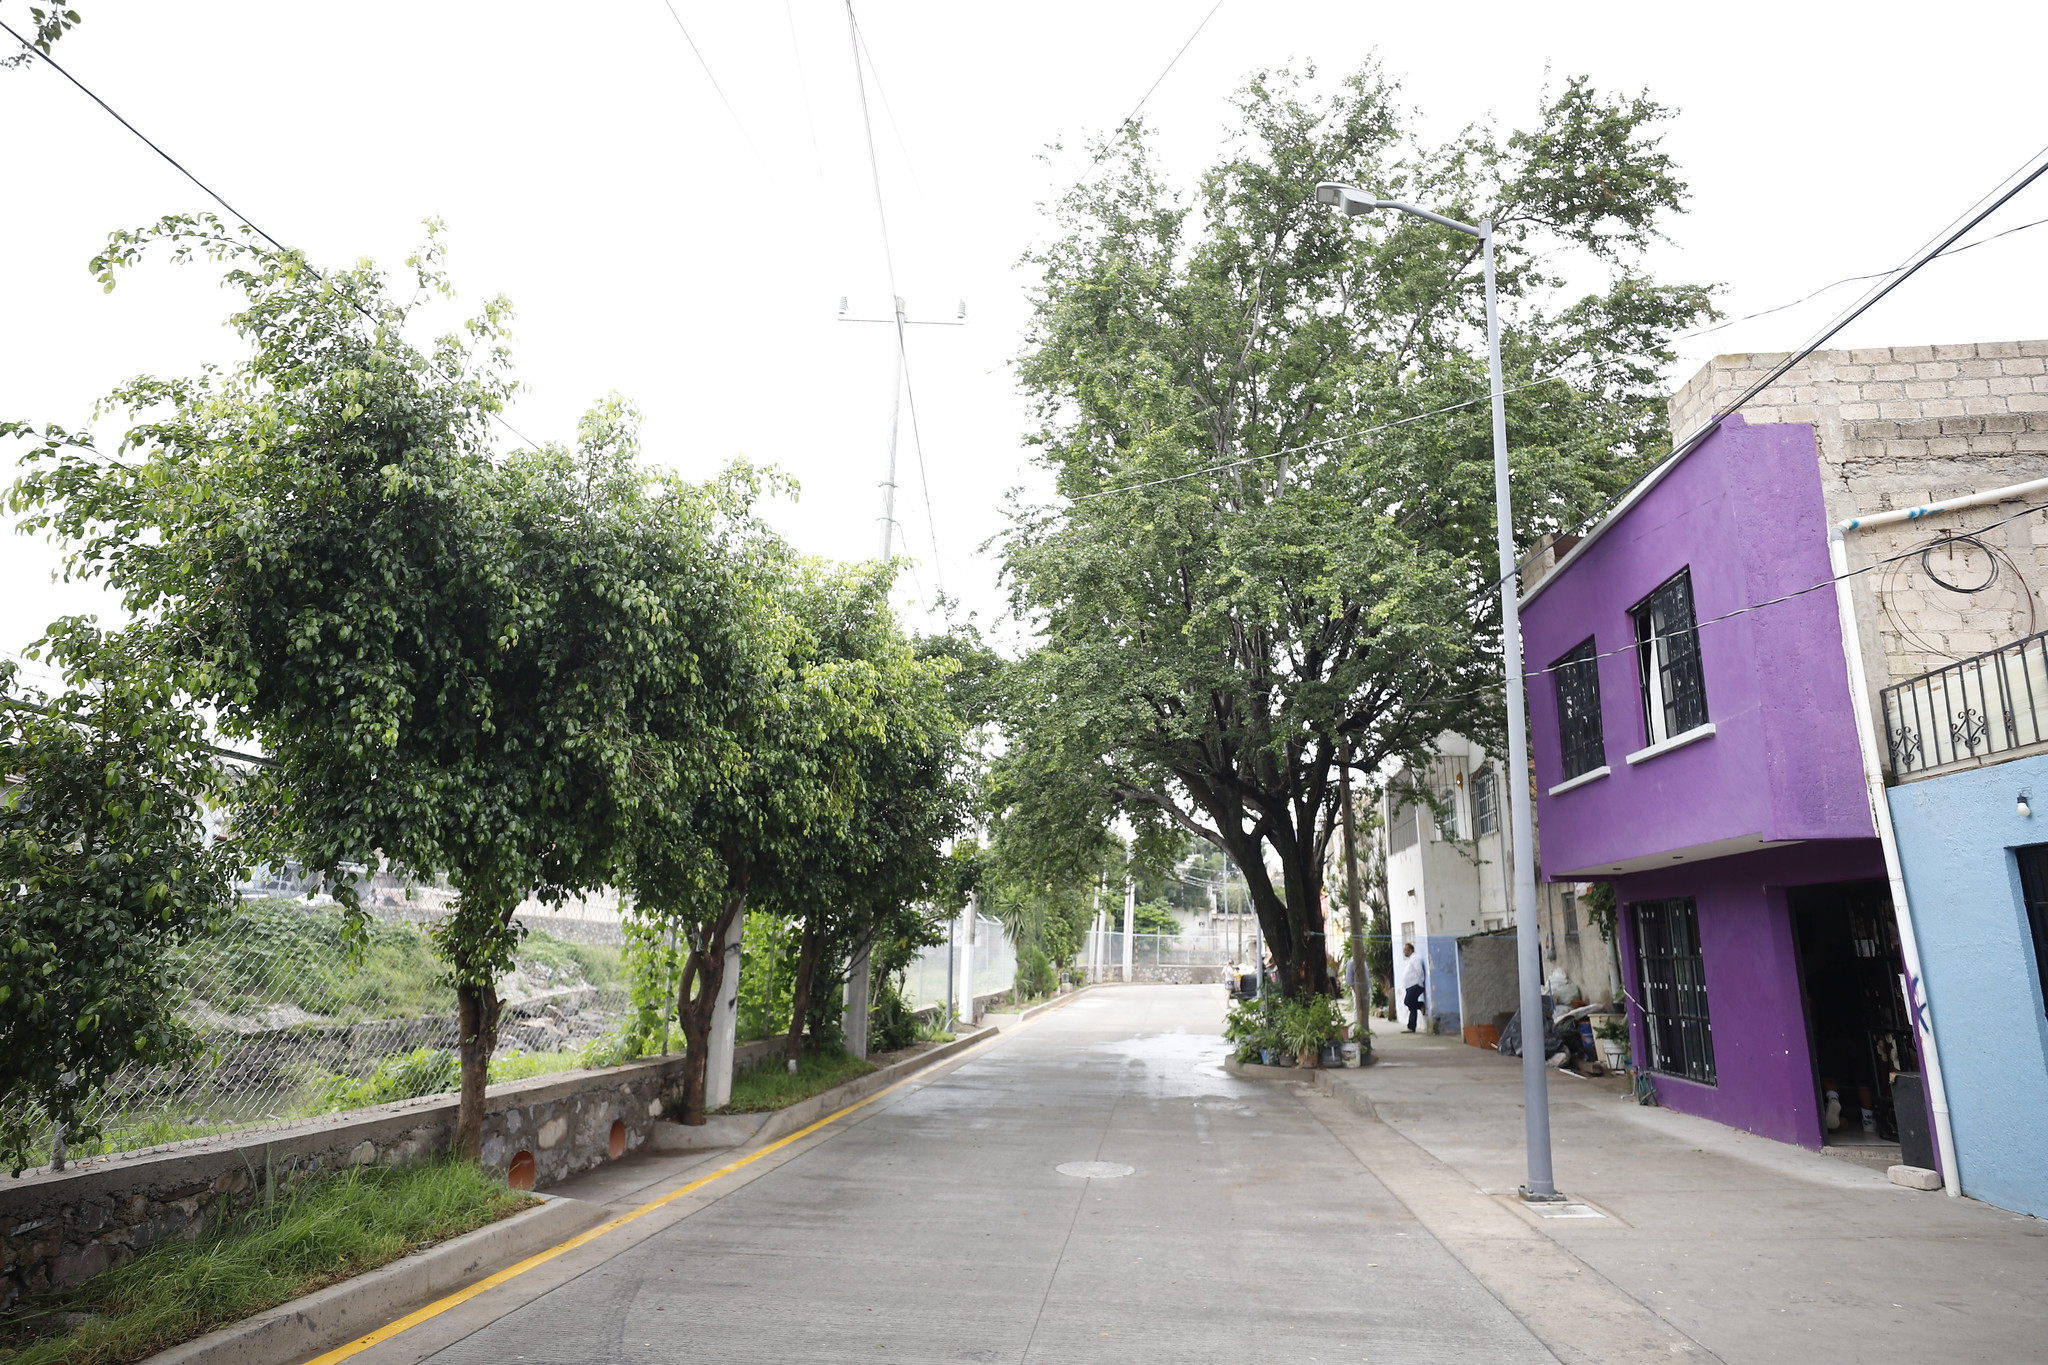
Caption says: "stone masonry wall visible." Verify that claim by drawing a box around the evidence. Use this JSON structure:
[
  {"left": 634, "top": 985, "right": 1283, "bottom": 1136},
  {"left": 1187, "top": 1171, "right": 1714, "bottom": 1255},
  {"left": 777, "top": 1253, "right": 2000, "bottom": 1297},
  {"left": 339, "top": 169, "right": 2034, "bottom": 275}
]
[
  {"left": 0, "top": 1056, "right": 686, "bottom": 1312},
  {"left": 1669, "top": 342, "right": 2048, "bottom": 739}
]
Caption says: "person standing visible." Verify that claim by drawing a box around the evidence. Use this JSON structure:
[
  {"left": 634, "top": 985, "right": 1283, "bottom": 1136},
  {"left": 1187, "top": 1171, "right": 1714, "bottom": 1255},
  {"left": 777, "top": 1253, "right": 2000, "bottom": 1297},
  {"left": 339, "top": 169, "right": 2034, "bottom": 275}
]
[{"left": 1399, "top": 942, "right": 1427, "bottom": 1033}]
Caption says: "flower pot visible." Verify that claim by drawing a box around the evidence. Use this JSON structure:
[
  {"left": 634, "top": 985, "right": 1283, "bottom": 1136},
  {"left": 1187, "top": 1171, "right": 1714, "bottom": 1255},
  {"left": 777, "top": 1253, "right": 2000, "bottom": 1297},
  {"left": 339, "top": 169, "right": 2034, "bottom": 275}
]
[
  {"left": 1339, "top": 1041, "right": 1361, "bottom": 1068},
  {"left": 1319, "top": 1042, "right": 1343, "bottom": 1068},
  {"left": 1259, "top": 1048, "right": 1278, "bottom": 1066},
  {"left": 1597, "top": 1038, "right": 1630, "bottom": 1071}
]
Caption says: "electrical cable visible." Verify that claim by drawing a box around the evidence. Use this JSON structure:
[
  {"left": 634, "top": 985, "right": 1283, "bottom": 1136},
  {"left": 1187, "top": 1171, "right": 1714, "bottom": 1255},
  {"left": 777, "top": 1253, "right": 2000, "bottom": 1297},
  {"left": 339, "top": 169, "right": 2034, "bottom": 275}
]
[
  {"left": 898, "top": 353, "right": 946, "bottom": 598},
  {"left": 782, "top": 0, "right": 829, "bottom": 183},
  {"left": 1120, "top": 0, "right": 1226, "bottom": 130},
  {"left": 1468, "top": 140, "right": 2048, "bottom": 609},
  {"left": 657, "top": 0, "right": 769, "bottom": 169},
  {"left": 0, "top": 694, "right": 275, "bottom": 769},
  {"left": 0, "top": 19, "right": 545, "bottom": 456},
  {"left": 1676, "top": 213, "right": 2048, "bottom": 344},
  {"left": 1069, "top": 376, "right": 1566, "bottom": 502}
]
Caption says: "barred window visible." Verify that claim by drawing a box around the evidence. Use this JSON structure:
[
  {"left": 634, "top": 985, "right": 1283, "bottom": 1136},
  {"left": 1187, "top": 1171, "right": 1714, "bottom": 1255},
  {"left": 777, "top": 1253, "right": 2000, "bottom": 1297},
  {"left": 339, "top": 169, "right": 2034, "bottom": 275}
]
[
  {"left": 1633, "top": 570, "right": 1708, "bottom": 744},
  {"left": 1632, "top": 897, "right": 1716, "bottom": 1084},
  {"left": 1553, "top": 638, "right": 1606, "bottom": 780},
  {"left": 1471, "top": 766, "right": 1500, "bottom": 836}
]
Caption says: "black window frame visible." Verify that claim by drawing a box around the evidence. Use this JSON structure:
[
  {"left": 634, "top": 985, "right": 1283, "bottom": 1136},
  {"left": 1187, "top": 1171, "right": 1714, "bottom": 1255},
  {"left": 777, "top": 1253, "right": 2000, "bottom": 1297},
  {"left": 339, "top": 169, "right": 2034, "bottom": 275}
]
[
  {"left": 1631, "top": 569, "right": 1709, "bottom": 744},
  {"left": 1471, "top": 766, "right": 1500, "bottom": 836},
  {"left": 2013, "top": 844, "right": 2048, "bottom": 1016},
  {"left": 1631, "top": 897, "right": 1717, "bottom": 1085},
  {"left": 1553, "top": 638, "right": 1606, "bottom": 781}
]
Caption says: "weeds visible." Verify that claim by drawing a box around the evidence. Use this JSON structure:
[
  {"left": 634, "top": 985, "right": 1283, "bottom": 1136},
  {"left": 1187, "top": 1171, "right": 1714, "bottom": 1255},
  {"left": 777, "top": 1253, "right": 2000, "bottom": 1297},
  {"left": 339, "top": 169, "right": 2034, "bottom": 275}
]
[
  {"left": 713, "top": 1049, "right": 875, "bottom": 1114},
  {"left": 0, "top": 1163, "right": 531, "bottom": 1365}
]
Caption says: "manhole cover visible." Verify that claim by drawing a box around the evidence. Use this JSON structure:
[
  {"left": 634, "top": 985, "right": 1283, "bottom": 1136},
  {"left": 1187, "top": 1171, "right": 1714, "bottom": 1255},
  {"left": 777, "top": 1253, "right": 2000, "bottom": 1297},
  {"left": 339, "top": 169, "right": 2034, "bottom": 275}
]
[{"left": 1056, "top": 1161, "right": 1134, "bottom": 1179}]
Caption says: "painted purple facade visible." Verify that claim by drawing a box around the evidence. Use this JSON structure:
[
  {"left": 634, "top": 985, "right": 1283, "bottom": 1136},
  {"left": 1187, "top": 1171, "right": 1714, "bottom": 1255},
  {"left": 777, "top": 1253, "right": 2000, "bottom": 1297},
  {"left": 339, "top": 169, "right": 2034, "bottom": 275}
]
[
  {"left": 1523, "top": 415, "right": 1873, "bottom": 875},
  {"left": 1610, "top": 841, "right": 1884, "bottom": 1147},
  {"left": 1522, "top": 416, "right": 1887, "bottom": 1145}
]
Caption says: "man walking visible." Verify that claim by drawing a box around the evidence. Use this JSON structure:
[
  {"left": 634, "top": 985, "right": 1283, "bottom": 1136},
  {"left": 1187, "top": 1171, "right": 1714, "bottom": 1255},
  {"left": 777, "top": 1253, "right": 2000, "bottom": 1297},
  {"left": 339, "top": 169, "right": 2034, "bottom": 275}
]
[{"left": 1399, "top": 942, "right": 1427, "bottom": 1033}]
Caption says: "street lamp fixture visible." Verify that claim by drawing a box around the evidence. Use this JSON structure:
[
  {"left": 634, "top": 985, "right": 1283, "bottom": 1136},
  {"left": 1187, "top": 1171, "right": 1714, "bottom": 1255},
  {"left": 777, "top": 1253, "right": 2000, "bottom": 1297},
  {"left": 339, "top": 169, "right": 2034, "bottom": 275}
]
[{"left": 1315, "top": 180, "right": 1562, "bottom": 1201}]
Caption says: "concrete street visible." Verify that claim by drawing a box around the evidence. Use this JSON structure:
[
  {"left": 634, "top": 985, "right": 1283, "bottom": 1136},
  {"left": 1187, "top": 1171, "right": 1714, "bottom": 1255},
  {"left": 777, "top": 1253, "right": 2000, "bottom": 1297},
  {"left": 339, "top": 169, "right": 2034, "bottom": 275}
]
[{"left": 345, "top": 985, "right": 2048, "bottom": 1365}]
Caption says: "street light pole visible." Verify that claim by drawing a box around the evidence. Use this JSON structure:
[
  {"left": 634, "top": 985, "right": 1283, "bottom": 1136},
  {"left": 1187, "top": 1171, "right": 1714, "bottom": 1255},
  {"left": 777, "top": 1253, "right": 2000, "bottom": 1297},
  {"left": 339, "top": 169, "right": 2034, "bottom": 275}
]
[{"left": 1315, "top": 183, "right": 1559, "bottom": 1200}]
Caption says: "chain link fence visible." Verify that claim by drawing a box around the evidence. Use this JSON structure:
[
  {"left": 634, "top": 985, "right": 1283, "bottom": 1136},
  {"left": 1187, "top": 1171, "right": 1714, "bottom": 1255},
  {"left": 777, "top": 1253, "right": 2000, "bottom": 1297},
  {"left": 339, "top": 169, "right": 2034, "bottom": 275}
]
[
  {"left": 31, "top": 898, "right": 1020, "bottom": 1170},
  {"left": 31, "top": 893, "right": 630, "bottom": 1171},
  {"left": 1081, "top": 931, "right": 1238, "bottom": 980}
]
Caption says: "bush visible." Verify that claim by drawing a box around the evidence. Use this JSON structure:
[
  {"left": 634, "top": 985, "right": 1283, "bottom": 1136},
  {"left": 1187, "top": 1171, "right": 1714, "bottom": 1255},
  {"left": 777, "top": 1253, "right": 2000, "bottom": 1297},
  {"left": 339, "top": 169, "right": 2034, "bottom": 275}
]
[
  {"left": 1016, "top": 947, "right": 1057, "bottom": 1001},
  {"left": 320, "top": 1047, "right": 458, "bottom": 1109},
  {"left": 868, "top": 974, "right": 920, "bottom": 1053}
]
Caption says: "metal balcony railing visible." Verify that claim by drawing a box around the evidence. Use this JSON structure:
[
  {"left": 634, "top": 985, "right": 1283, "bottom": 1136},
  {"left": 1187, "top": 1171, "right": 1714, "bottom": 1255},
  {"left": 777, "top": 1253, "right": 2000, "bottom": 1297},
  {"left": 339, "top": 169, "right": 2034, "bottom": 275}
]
[{"left": 1881, "top": 629, "right": 2048, "bottom": 776}]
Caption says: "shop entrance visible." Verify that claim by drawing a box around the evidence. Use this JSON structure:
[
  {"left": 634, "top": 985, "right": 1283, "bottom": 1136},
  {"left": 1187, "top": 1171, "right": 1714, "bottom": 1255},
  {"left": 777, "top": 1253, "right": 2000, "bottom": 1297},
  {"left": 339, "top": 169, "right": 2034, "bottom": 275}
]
[{"left": 1789, "top": 880, "right": 1918, "bottom": 1147}]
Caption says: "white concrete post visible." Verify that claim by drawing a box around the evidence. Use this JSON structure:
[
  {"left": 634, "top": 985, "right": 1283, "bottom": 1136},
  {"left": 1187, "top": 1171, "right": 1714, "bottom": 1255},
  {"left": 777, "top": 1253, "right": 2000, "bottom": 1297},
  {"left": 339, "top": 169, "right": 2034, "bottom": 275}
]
[
  {"left": 703, "top": 910, "right": 746, "bottom": 1111},
  {"left": 842, "top": 940, "right": 871, "bottom": 1060},
  {"left": 957, "top": 894, "right": 977, "bottom": 1026},
  {"left": 1122, "top": 879, "right": 1136, "bottom": 983}
]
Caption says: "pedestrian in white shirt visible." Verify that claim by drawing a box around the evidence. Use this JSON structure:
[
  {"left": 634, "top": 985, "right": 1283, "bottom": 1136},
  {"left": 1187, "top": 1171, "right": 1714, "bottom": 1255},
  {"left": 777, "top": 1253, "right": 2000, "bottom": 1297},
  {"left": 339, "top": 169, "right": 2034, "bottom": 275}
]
[{"left": 1399, "top": 942, "right": 1427, "bottom": 1033}]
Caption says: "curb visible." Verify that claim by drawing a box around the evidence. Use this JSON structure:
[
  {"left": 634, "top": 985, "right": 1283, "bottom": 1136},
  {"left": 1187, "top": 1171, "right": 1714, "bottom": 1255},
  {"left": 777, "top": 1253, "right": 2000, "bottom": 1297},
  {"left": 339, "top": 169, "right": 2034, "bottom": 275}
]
[
  {"left": 143, "top": 1192, "right": 604, "bottom": 1365},
  {"left": 982, "top": 983, "right": 1096, "bottom": 1030},
  {"left": 650, "top": 1023, "right": 997, "bottom": 1154}
]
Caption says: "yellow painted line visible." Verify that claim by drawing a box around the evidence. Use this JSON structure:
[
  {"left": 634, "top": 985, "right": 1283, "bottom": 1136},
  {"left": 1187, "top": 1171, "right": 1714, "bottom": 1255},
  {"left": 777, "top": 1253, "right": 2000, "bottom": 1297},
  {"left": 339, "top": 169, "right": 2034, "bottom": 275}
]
[{"left": 303, "top": 1030, "right": 1006, "bottom": 1365}]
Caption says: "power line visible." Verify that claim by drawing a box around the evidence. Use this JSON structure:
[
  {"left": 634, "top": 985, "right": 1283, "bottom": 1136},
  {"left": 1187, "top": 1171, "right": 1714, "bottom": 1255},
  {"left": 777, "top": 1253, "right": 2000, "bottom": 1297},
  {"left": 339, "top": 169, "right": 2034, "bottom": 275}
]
[
  {"left": 1678, "top": 212, "right": 2048, "bottom": 344},
  {"left": 782, "top": 0, "right": 829, "bottom": 183},
  {"left": 897, "top": 353, "right": 946, "bottom": 598},
  {"left": 1120, "top": 0, "right": 1226, "bottom": 130},
  {"left": 0, "top": 18, "right": 546, "bottom": 455},
  {"left": 1473, "top": 140, "right": 2048, "bottom": 607},
  {"left": 1069, "top": 376, "right": 1566, "bottom": 502},
  {"left": 657, "top": 0, "right": 768, "bottom": 168}
]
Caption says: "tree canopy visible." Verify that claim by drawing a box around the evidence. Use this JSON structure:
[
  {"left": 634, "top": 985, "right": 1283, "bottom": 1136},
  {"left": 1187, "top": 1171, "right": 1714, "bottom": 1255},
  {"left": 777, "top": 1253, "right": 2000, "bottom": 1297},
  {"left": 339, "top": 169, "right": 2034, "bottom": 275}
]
[
  {"left": 0, "top": 633, "right": 237, "bottom": 1174},
  {"left": 998, "top": 65, "right": 1713, "bottom": 996}
]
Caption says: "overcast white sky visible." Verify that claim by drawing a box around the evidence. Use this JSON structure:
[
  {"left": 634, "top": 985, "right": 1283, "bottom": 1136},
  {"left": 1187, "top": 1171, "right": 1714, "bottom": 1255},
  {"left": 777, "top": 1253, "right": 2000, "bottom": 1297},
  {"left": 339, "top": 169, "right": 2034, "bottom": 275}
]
[{"left": 4, "top": 0, "right": 2046, "bottom": 684}]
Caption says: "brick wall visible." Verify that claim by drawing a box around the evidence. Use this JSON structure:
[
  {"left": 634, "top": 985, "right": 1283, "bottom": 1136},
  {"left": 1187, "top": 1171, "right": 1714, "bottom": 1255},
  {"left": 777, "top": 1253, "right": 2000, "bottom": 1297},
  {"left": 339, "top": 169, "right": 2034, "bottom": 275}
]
[{"left": 1669, "top": 343, "right": 2048, "bottom": 716}]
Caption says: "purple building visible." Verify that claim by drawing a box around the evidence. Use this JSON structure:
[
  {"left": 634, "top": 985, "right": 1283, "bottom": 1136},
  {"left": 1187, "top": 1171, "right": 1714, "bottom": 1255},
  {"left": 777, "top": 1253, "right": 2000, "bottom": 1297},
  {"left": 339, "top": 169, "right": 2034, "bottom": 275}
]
[{"left": 1522, "top": 411, "right": 1906, "bottom": 1152}]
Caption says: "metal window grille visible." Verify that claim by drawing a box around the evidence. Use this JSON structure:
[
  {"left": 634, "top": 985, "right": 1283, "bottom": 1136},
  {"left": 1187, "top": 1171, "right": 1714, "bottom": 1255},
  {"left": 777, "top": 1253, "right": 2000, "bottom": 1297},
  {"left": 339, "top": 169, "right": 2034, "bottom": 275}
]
[
  {"left": 1563, "top": 895, "right": 1579, "bottom": 941},
  {"left": 1553, "top": 638, "right": 1606, "bottom": 779},
  {"left": 1632, "top": 570, "right": 1708, "bottom": 743},
  {"left": 1881, "top": 629, "right": 2048, "bottom": 777},
  {"left": 1631, "top": 897, "right": 1716, "bottom": 1084},
  {"left": 2013, "top": 845, "right": 2048, "bottom": 1019},
  {"left": 1472, "top": 766, "right": 1500, "bottom": 835}
]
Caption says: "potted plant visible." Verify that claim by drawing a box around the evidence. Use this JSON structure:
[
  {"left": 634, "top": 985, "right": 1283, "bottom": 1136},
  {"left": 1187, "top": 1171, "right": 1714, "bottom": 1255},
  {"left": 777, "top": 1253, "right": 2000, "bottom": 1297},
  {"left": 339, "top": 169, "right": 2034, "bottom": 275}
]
[
  {"left": 1593, "top": 1015, "right": 1632, "bottom": 1071},
  {"left": 1225, "top": 995, "right": 1285, "bottom": 1065},
  {"left": 1279, "top": 995, "right": 1345, "bottom": 1070}
]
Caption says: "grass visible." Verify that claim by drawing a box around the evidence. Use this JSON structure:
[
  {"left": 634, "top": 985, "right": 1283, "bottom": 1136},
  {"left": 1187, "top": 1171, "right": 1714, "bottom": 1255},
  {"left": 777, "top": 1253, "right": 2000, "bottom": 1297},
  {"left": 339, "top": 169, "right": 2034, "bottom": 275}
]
[
  {"left": 714, "top": 1048, "right": 877, "bottom": 1114},
  {"left": 0, "top": 1163, "right": 533, "bottom": 1365}
]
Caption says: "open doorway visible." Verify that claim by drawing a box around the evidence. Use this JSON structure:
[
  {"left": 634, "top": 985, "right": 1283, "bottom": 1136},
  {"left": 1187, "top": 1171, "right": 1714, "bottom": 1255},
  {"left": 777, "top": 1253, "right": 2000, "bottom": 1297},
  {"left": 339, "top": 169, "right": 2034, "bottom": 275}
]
[{"left": 1789, "top": 880, "right": 1918, "bottom": 1148}]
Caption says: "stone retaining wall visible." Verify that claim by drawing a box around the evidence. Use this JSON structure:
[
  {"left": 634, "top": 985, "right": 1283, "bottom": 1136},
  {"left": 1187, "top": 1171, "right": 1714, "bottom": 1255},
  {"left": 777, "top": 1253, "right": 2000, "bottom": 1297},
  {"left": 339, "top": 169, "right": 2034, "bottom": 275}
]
[{"left": 0, "top": 1056, "right": 686, "bottom": 1311}]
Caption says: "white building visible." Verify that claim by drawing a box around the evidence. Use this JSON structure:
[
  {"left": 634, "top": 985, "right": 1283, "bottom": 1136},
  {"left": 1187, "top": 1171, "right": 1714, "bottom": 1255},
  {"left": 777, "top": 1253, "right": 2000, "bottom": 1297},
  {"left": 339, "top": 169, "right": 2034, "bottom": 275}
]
[{"left": 1380, "top": 732, "right": 1612, "bottom": 1040}]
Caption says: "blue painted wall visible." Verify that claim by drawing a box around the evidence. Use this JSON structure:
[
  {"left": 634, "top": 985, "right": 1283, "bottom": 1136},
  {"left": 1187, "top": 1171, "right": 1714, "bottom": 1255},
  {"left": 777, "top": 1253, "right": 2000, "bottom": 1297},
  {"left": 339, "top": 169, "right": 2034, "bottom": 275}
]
[
  {"left": 1888, "top": 757, "right": 2048, "bottom": 1218},
  {"left": 1422, "top": 935, "right": 1461, "bottom": 1034}
]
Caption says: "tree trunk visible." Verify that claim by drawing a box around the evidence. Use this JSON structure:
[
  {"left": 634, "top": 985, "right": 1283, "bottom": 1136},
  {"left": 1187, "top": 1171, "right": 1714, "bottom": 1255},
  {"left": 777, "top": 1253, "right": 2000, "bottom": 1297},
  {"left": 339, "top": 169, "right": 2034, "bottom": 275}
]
[
  {"left": 784, "top": 914, "right": 823, "bottom": 1066},
  {"left": 453, "top": 979, "right": 500, "bottom": 1161},
  {"left": 673, "top": 888, "right": 747, "bottom": 1126},
  {"left": 1338, "top": 758, "right": 1373, "bottom": 1060}
]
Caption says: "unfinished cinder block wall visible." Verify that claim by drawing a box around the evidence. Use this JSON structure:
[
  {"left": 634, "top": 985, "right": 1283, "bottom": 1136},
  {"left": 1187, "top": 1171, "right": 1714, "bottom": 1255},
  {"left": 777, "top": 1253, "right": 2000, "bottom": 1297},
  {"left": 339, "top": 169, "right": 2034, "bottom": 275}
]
[{"left": 1669, "top": 342, "right": 2048, "bottom": 717}]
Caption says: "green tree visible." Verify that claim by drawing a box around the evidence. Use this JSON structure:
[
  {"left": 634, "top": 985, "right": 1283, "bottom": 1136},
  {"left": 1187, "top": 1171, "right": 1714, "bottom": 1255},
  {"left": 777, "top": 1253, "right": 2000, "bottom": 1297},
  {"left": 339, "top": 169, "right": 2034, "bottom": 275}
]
[
  {"left": 1, "top": 5, "right": 82, "bottom": 70},
  {"left": 10, "top": 219, "right": 676, "bottom": 1157},
  {"left": 0, "top": 634, "right": 238, "bottom": 1174},
  {"left": 1001, "top": 65, "right": 1711, "bottom": 997}
]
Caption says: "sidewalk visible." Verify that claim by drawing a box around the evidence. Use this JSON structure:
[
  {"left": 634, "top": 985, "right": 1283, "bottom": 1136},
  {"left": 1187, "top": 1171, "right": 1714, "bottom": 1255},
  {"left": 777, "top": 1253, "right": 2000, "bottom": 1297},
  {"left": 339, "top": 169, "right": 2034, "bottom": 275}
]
[{"left": 1309, "top": 1019, "right": 2048, "bottom": 1364}]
